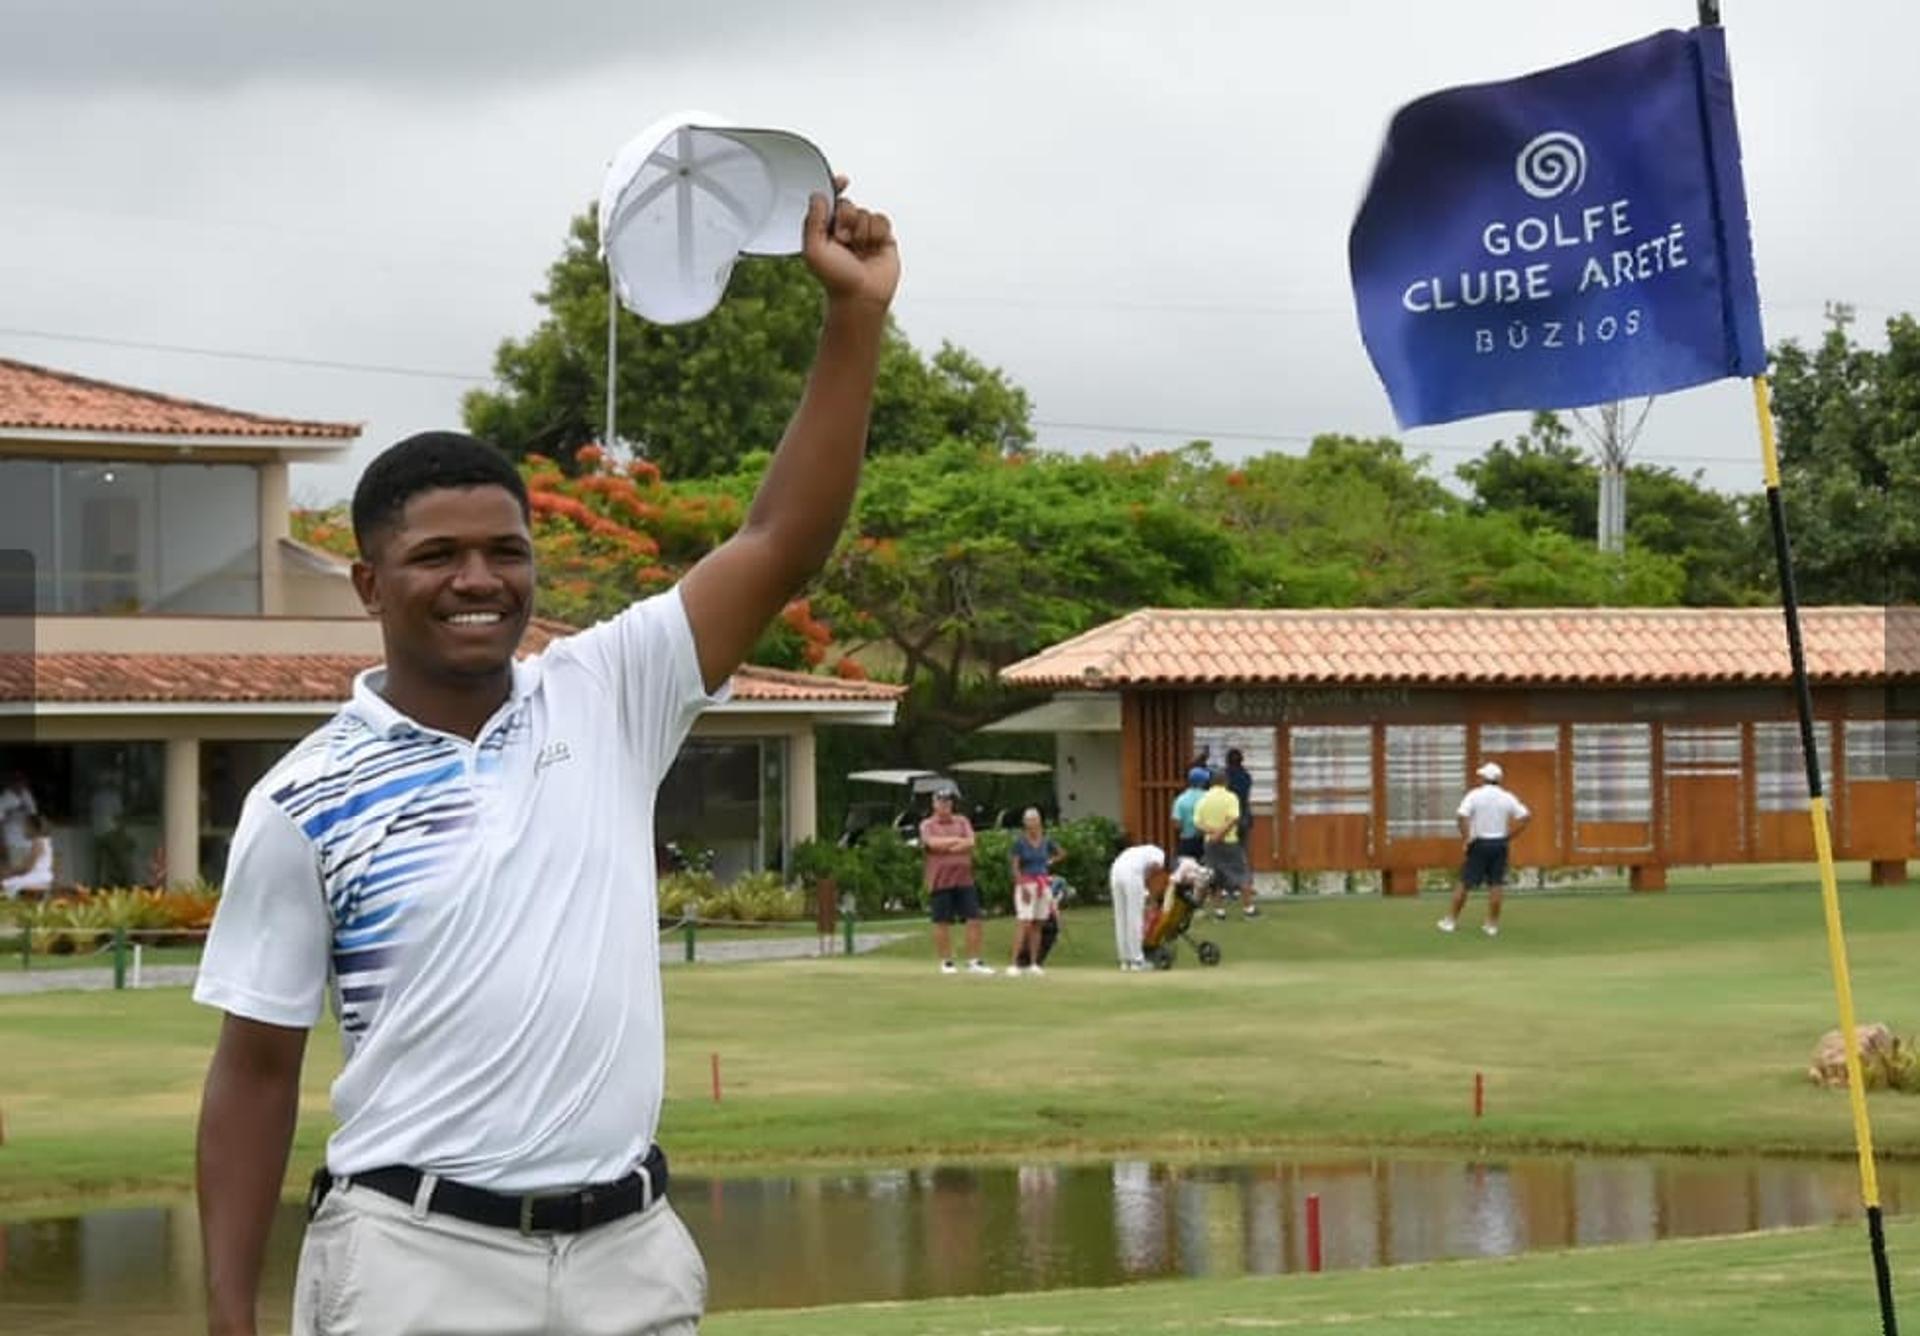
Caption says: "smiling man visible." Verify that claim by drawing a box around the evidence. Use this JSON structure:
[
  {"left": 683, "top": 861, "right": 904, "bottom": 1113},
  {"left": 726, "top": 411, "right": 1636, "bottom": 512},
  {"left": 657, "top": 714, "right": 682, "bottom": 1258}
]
[{"left": 191, "top": 183, "right": 898, "bottom": 1336}]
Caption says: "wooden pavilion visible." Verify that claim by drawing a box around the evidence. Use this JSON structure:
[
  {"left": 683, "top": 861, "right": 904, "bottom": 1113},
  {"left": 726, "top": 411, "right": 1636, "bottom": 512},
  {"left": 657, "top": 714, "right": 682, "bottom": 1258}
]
[{"left": 999, "top": 607, "right": 1920, "bottom": 891}]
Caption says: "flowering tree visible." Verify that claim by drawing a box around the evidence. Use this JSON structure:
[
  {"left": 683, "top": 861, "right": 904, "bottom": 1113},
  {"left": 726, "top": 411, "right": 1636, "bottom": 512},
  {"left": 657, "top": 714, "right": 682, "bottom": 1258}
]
[{"left": 291, "top": 445, "right": 845, "bottom": 673}]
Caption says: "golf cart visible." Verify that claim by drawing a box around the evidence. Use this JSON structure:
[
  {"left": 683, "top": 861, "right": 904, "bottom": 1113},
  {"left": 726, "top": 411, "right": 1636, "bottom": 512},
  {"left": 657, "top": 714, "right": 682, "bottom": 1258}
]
[
  {"left": 946, "top": 759, "right": 1056, "bottom": 830},
  {"left": 838, "top": 769, "right": 953, "bottom": 847}
]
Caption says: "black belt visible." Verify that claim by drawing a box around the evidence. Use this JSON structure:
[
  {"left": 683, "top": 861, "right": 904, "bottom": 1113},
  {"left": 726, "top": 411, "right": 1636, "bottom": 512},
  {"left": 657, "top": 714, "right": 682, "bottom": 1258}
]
[{"left": 308, "top": 1143, "right": 668, "bottom": 1235}]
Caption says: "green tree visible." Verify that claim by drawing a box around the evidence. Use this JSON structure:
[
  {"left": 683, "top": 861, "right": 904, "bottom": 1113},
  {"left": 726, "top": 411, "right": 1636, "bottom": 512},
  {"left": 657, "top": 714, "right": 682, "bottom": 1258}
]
[
  {"left": 463, "top": 208, "right": 1031, "bottom": 477},
  {"left": 1769, "top": 314, "right": 1920, "bottom": 603},
  {"left": 1459, "top": 413, "right": 1765, "bottom": 605}
]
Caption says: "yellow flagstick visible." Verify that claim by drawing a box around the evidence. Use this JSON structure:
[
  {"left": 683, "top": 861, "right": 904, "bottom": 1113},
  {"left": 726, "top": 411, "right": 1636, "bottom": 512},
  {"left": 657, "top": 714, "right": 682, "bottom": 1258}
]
[{"left": 1753, "top": 374, "right": 1898, "bottom": 1334}]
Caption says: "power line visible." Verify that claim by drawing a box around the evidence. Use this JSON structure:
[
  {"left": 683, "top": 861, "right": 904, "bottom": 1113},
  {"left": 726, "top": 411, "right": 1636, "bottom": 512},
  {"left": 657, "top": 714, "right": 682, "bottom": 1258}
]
[
  {"left": 0, "top": 325, "right": 488, "bottom": 384},
  {"left": 1032, "top": 416, "right": 1754, "bottom": 468}
]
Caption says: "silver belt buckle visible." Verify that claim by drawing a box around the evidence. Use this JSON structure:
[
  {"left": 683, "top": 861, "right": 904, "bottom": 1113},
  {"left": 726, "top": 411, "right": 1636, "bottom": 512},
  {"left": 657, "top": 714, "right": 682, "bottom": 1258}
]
[{"left": 518, "top": 1194, "right": 537, "bottom": 1235}]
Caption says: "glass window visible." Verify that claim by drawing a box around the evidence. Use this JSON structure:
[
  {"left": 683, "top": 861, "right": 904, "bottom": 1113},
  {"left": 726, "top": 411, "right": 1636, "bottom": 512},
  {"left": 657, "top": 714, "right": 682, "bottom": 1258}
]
[
  {"left": 1479, "top": 724, "right": 1558, "bottom": 752},
  {"left": 1664, "top": 725, "right": 1742, "bottom": 776},
  {"left": 1191, "top": 727, "right": 1275, "bottom": 805},
  {"left": 1288, "top": 725, "right": 1371, "bottom": 816},
  {"left": 1754, "top": 721, "right": 1832, "bottom": 812},
  {"left": 1845, "top": 720, "right": 1918, "bottom": 783},
  {"left": 658, "top": 739, "right": 784, "bottom": 883},
  {"left": 0, "top": 742, "right": 164, "bottom": 886},
  {"left": 201, "top": 740, "right": 293, "bottom": 884},
  {"left": 1573, "top": 724, "right": 1652, "bottom": 823},
  {"left": 0, "top": 459, "right": 259, "bottom": 613},
  {"left": 1386, "top": 724, "right": 1466, "bottom": 840}
]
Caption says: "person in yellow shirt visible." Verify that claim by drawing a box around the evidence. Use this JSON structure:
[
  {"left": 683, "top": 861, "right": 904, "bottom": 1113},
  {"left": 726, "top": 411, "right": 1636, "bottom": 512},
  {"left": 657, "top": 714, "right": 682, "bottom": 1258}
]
[{"left": 1193, "top": 769, "right": 1256, "bottom": 919}]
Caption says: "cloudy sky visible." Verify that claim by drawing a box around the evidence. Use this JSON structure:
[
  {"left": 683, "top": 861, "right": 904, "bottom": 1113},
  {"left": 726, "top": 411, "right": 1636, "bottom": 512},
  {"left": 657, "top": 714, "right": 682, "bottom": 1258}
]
[{"left": 0, "top": 1, "right": 1910, "bottom": 503}]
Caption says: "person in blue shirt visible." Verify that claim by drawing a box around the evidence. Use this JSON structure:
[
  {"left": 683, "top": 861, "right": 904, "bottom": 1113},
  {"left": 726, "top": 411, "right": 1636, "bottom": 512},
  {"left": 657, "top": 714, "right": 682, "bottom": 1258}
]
[
  {"left": 1170, "top": 766, "right": 1208, "bottom": 862},
  {"left": 1008, "top": 808, "right": 1065, "bottom": 975}
]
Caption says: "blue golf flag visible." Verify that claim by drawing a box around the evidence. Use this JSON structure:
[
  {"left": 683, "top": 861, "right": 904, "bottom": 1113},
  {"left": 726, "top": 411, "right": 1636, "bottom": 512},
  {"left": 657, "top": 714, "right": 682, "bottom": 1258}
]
[{"left": 1349, "top": 27, "right": 1766, "bottom": 428}]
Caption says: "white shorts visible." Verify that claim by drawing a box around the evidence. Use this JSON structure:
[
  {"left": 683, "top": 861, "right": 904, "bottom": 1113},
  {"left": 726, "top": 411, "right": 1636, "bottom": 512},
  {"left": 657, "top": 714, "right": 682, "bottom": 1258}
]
[{"left": 1013, "top": 876, "right": 1054, "bottom": 922}]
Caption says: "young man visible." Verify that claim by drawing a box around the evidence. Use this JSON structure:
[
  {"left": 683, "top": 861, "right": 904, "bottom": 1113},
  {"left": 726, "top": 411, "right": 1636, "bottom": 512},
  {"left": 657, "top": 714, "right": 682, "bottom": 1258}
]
[
  {"left": 192, "top": 184, "right": 898, "bottom": 1336},
  {"left": 1439, "top": 760, "right": 1531, "bottom": 938},
  {"left": 1194, "top": 768, "right": 1255, "bottom": 919},
  {"left": 920, "top": 783, "right": 993, "bottom": 975}
]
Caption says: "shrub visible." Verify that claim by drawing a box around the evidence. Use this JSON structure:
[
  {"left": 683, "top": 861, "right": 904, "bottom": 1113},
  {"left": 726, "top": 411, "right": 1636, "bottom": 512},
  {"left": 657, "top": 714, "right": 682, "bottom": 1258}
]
[
  {"left": 657, "top": 870, "right": 807, "bottom": 924},
  {"left": 790, "top": 830, "right": 924, "bottom": 916}
]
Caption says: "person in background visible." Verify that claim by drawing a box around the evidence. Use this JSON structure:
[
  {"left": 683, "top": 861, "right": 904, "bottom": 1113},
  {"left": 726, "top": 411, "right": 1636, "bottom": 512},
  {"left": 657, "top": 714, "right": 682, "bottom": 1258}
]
[
  {"left": 921, "top": 783, "right": 993, "bottom": 975},
  {"left": 1194, "top": 768, "right": 1255, "bottom": 919},
  {"left": 1170, "top": 766, "right": 1208, "bottom": 864},
  {"left": 1224, "top": 748, "right": 1254, "bottom": 846},
  {"left": 1008, "top": 807, "right": 1064, "bottom": 976},
  {"left": 1439, "top": 760, "right": 1531, "bottom": 938},
  {"left": 1, "top": 812, "right": 52, "bottom": 898},
  {"left": 0, "top": 771, "right": 38, "bottom": 870},
  {"left": 1107, "top": 841, "right": 1165, "bottom": 971}
]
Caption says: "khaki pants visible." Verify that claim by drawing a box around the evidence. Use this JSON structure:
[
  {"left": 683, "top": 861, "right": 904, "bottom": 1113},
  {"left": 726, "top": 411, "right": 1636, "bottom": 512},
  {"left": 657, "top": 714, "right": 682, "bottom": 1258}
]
[{"left": 292, "top": 1179, "right": 707, "bottom": 1336}]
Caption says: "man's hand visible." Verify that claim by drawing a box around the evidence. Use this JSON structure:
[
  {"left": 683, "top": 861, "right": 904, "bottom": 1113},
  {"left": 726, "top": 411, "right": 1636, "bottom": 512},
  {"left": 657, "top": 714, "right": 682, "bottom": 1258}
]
[{"left": 803, "top": 177, "right": 899, "bottom": 312}]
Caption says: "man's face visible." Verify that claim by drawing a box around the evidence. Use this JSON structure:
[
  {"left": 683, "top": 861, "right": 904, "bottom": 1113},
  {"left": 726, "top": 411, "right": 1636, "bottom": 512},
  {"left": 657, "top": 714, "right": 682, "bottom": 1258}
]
[
  {"left": 932, "top": 794, "right": 955, "bottom": 819},
  {"left": 351, "top": 485, "right": 535, "bottom": 682}
]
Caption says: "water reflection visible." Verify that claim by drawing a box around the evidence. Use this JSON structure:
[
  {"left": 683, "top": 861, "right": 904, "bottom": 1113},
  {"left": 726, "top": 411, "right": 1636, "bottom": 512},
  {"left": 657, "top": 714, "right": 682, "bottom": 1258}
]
[{"left": 0, "top": 1152, "right": 1909, "bottom": 1333}]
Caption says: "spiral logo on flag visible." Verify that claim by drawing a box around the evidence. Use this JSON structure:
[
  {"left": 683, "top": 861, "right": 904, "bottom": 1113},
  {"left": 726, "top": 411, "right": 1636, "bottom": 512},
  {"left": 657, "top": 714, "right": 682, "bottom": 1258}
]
[{"left": 1515, "top": 131, "right": 1587, "bottom": 199}]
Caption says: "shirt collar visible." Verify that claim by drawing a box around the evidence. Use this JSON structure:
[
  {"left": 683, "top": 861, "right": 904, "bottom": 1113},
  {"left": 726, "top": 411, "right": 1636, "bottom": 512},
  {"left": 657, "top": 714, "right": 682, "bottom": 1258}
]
[{"left": 345, "top": 657, "right": 542, "bottom": 741}]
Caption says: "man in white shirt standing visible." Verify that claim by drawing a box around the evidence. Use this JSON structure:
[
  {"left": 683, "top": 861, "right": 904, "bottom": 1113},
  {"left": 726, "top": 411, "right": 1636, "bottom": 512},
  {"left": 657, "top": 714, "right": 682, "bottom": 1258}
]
[
  {"left": 1437, "top": 761, "right": 1531, "bottom": 939},
  {"left": 192, "top": 182, "right": 898, "bottom": 1336}
]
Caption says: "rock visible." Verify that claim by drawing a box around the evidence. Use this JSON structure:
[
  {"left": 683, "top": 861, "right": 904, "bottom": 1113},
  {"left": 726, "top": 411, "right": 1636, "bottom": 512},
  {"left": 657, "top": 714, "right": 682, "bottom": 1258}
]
[{"left": 1809, "top": 1024, "right": 1899, "bottom": 1089}]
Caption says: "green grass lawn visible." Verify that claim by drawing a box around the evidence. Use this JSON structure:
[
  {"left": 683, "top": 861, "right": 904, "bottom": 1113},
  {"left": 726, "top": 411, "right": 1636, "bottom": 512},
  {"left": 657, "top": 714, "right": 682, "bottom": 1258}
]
[
  {"left": 2, "top": 877, "right": 1918, "bottom": 1218},
  {"left": 704, "top": 1216, "right": 1920, "bottom": 1335}
]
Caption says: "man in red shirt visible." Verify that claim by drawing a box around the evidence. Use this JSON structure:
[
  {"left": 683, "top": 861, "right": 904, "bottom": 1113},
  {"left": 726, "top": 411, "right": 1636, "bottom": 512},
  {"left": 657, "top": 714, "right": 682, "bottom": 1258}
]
[{"left": 919, "top": 784, "right": 994, "bottom": 975}]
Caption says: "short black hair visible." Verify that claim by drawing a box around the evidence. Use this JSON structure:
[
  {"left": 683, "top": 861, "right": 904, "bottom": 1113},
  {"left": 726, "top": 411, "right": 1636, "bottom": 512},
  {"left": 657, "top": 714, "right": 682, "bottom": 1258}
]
[
  {"left": 351, "top": 431, "right": 530, "bottom": 557},
  {"left": 1226, "top": 748, "right": 1244, "bottom": 765}
]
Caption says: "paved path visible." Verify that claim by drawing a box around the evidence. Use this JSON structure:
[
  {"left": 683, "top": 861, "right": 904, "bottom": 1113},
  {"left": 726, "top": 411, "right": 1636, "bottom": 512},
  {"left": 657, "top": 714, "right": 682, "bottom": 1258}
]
[{"left": 0, "top": 933, "right": 911, "bottom": 997}]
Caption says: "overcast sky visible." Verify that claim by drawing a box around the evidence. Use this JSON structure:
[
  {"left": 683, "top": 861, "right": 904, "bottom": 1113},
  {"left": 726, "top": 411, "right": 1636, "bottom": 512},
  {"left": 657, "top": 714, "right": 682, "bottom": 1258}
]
[{"left": 1, "top": 0, "right": 1911, "bottom": 503}]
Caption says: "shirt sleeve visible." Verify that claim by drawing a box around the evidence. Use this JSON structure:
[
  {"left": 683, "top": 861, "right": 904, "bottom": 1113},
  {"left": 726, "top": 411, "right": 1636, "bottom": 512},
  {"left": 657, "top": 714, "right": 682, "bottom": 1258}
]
[
  {"left": 193, "top": 792, "right": 332, "bottom": 1028},
  {"left": 549, "top": 585, "right": 730, "bottom": 779},
  {"left": 1457, "top": 792, "right": 1475, "bottom": 819},
  {"left": 1509, "top": 791, "right": 1532, "bottom": 822}
]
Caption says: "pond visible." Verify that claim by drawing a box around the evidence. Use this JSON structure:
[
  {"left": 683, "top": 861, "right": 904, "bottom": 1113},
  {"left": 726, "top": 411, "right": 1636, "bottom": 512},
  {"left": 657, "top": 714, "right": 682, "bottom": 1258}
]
[{"left": 2, "top": 1150, "right": 1911, "bottom": 1333}]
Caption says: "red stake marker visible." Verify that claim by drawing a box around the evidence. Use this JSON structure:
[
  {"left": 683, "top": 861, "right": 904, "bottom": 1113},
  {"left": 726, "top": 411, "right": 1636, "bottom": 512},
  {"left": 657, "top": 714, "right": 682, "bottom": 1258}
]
[
  {"left": 1474, "top": 1071, "right": 1485, "bottom": 1119},
  {"left": 1305, "top": 1193, "right": 1323, "bottom": 1273},
  {"left": 711, "top": 1052, "right": 722, "bottom": 1103}
]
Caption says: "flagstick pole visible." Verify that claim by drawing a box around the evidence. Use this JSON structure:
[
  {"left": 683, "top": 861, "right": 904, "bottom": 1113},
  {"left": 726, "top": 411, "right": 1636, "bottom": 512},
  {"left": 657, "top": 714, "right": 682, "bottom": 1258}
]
[
  {"left": 1753, "top": 374, "right": 1900, "bottom": 1335},
  {"left": 604, "top": 275, "right": 619, "bottom": 451},
  {"left": 1699, "top": 8, "right": 1894, "bottom": 1326}
]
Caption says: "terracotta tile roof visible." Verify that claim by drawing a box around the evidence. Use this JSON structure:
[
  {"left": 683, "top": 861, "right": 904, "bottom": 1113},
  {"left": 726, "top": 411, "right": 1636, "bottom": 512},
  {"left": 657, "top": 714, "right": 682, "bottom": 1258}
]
[
  {"left": 0, "top": 357, "right": 359, "bottom": 441},
  {"left": 1000, "top": 606, "right": 1920, "bottom": 689},
  {"left": 0, "top": 628, "right": 903, "bottom": 707}
]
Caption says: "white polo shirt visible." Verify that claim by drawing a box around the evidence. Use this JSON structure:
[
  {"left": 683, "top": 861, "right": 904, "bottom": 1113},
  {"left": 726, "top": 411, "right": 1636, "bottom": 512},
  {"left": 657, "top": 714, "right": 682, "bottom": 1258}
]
[
  {"left": 1109, "top": 844, "right": 1166, "bottom": 889},
  {"left": 1458, "top": 782, "right": 1530, "bottom": 841},
  {"left": 194, "top": 588, "right": 723, "bottom": 1191}
]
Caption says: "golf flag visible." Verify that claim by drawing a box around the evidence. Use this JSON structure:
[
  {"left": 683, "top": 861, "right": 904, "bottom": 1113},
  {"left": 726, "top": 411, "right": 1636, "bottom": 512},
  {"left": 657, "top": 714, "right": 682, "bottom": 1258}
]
[{"left": 1349, "top": 27, "right": 1765, "bottom": 428}]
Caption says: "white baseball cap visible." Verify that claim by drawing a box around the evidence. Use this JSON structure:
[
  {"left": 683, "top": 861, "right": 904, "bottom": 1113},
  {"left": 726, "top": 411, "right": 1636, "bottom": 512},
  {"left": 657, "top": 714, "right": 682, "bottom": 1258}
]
[
  {"left": 1477, "top": 761, "right": 1503, "bottom": 782},
  {"left": 598, "top": 110, "right": 834, "bottom": 325}
]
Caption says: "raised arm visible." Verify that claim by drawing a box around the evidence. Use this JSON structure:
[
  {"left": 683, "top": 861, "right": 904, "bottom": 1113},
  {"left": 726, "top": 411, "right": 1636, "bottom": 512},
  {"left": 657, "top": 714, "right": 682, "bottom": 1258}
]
[
  {"left": 679, "top": 182, "right": 901, "bottom": 693},
  {"left": 198, "top": 1014, "right": 309, "bottom": 1336}
]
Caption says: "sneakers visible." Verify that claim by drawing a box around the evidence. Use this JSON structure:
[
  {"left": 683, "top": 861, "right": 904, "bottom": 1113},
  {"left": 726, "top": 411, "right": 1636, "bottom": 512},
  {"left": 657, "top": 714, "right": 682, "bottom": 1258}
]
[
  {"left": 968, "top": 959, "right": 996, "bottom": 975},
  {"left": 1006, "top": 964, "right": 1025, "bottom": 977},
  {"left": 1212, "top": 907, "right": 1228, "bottom": 920},
  {"left": 1482, "top": 923, "right": 1500, "bottom": 938},
  {"left": 1436, "top": 917, "right": 1457, "bottom": 934},
  {"left": 1027, "top": 964, "right": 1046, "bottom": 977},
  {"left": 1243, "top": 905, "right": 1260, "bottom": 919},
  {"left": 940, "top": 959, "right": 958, "bottom": 974}
]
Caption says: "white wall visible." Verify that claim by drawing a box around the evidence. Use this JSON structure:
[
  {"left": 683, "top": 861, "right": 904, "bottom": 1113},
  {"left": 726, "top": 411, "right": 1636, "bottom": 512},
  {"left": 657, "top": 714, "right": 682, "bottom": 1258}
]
[{"left": 1055, "top": 732, "right": 1122, "bottom": 825}]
